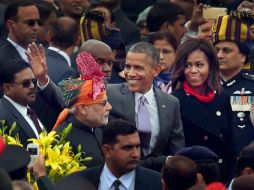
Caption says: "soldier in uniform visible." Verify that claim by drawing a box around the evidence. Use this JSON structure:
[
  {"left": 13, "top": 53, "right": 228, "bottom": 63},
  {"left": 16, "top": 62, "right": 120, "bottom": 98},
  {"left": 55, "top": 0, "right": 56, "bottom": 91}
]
[{"left": 212, "top": 12, "right": 254, "bottom": 154}]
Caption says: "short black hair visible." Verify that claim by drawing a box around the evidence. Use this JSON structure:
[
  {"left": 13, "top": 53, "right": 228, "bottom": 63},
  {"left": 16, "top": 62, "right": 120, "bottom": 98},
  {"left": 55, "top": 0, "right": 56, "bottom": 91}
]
[
  {"left": 236, "top": 144, "right": 254, "bottom": 176},
  {"left": 4, "top": 0, "right": 35, "bottom": 23},
  {"left": 102, "top": 119, "right": 137, "bottom": 145},
  {"left": 50, "top": 17, "right": 79, "bottom": 49},
  {"left": 0, "top": 59, "right": 31, "bottom": 86},
  {"left": 147, "top": 2, "right": 185, "bottom": 32},
  {"left": 34, "top": 0, "right": 56, "bottom": 23}
]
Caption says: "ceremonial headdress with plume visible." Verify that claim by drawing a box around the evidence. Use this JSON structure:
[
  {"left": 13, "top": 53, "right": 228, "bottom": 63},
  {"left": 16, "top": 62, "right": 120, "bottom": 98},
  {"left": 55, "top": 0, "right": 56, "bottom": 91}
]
[{"left": 53, "top": 52, "right": 105, "bottom": 130}]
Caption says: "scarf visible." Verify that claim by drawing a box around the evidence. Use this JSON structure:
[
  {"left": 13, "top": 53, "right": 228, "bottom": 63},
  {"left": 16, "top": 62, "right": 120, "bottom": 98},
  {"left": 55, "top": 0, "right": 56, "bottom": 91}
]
[{"left": 183, "top": 81, "right": 215, "bottom": 103}]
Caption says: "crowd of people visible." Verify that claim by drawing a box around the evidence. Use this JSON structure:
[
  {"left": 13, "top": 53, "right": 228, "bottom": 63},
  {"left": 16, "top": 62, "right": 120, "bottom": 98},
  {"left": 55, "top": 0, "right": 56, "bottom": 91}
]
[{"left": 0, "top": 0, "right": 254, "bottom": 189}]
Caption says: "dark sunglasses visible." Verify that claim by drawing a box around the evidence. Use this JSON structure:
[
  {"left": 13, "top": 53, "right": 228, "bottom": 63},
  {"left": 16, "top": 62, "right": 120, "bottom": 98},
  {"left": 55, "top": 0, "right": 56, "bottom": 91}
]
[
  {"left": 12, "top": 79, "right": 37, "bottom": 88},
  {"left": 20, "top": 19, "right": 43, "bottom": 27}
]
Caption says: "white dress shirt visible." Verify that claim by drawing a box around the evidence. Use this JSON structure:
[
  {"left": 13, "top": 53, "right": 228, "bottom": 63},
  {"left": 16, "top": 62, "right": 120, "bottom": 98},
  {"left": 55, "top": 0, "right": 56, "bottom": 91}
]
[
  {"left": 7, "top": 37, "right": 29, "bottom": 63},
  {"left": 99, "top": 164, "right": 135, "bottom": 190},
  {"left": 135, "top": 87, "right": 160, "bottom": 154},
  {"left": 4, "top": 96, "right": 43, "bottom": 138},
  {"left": 48, "top": 46, "right": 71, "bottom": 67}
]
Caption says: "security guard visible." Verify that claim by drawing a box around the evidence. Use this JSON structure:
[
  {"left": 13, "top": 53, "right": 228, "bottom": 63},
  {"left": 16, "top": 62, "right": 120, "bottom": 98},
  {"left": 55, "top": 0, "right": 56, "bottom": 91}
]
[{"left": 213, "top": 12, "right": 254, "bottom": 154}]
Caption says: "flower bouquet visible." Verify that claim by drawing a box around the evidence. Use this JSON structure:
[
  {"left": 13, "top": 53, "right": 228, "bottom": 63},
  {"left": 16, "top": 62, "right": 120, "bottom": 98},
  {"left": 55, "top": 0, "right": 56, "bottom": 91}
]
[{"left": 0, "top": 120, "right": 91, "bottom": 183}]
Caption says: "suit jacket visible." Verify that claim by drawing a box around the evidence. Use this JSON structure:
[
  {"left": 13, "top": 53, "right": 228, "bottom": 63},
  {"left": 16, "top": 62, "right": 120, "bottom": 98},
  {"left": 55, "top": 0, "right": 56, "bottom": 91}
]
[
  {"left": 46, "top": 49, "right": 78, "bottom": 84},
  {"left": 58, "top": 166, "right": 162, "bottom": 190},
  {"left": 106, "top": 83, "right": 185, "bottom": 171},
  {"left": 56, "top": 115, "right": 104, "bottom": 168},
  {"left": 0, "top": 40, "right": 64, "bottom": 130},
  {"left": 0, "top": 97, "right": 37, "bottom": 146}
]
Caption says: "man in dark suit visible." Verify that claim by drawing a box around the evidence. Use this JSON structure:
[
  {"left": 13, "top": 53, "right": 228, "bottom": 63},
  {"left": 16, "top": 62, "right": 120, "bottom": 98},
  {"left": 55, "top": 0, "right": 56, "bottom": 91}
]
[
  {"left": 107, "top": 42, "right": 185, "bottom": 171},
  {"left": 46, "top": 16, "right": 79, "bottom": 84},
  {"left": 55, "top": 119, "right": 162, "bottom": 190},
  {"left": 0, "top": 1, "right": 64, "bottom": 129},
  {"left": 0, "top": 60, "right": 47, "bottom": 145}
]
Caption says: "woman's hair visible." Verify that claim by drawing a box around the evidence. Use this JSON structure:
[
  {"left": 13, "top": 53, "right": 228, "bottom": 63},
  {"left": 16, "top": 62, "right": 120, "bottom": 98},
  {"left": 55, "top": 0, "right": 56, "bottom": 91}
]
[
  {"left": 172, "top": 39, "right": 221, "bottom": 91},
  {"left": 149, "top": 31, "right": 178, "bottom": 51}
]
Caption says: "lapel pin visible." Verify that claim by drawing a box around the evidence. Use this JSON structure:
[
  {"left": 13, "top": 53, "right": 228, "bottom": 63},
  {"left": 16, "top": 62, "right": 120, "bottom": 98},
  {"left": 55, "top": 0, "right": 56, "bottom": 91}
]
[{"left": 162, "top": 105, "right": 166, "bottom": 108}]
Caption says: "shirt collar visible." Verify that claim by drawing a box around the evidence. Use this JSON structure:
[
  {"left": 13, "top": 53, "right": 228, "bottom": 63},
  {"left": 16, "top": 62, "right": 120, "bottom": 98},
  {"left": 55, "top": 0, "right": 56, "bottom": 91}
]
[
  {"left": 135, "top": 86, "right": 154, "bottom": 105},
  {"left": 103, "top": 163, "right": 135, "bottom": 189},
  {"left": 7, "top": 37, "right": 29, "bottom": 62},
  {"left": 3, "top": 95, "right": 28, "bottom": 116},
  {"left": 48, "top": 46, "right": 71, "bottom": 67}
]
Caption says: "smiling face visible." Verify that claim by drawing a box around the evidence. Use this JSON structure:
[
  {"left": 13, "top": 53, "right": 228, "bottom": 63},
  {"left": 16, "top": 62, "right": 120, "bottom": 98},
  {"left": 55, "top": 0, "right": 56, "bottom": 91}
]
[
  {"left": 124, "top": 52, "right": 161, "bottom": 94},
  {"left": 184, "top": 50, "right": 210, "bottom": 94}
]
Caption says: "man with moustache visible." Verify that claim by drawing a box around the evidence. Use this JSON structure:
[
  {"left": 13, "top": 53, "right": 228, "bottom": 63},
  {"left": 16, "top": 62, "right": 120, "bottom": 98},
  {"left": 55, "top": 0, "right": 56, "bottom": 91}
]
[
  {"left": 0, "top": 60, "right": 44, "bottom": 146},
  {"left": 54, "top": 119, "right": 162, "bottom": 190},
  {"left": 107, "top": 42, "right": 184, "bottom": 171},
  {"left": 213, "top": 14, "right": 254, "bottom": 154},
  {"left": 0, "top": 0, "right": 64, "bottom": 130}
]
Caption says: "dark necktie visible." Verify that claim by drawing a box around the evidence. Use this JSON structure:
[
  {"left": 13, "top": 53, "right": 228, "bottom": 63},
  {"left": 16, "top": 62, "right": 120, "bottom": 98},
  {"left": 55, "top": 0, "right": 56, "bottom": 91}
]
[
  {"left": 113, "top": 179, "right": 121, "bottom": 190},
  {"left": 27, "top": 108, "right": 42, "bottom": 134},
  {"left": 137, "top": 95, "right": 152, "bottom": 156}
]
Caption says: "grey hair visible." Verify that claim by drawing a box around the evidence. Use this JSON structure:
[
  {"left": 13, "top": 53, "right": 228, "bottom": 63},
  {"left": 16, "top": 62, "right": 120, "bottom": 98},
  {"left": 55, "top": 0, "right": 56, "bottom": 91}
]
[{"left": 128, "top": 42, "right": 160, "bottom": 66}]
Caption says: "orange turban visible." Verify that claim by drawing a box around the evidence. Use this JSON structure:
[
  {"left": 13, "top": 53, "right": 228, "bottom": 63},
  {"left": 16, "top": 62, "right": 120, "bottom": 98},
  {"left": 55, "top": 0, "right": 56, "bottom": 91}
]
[{"left": 53, "top": 52, "right": 105, "bottom": 130}]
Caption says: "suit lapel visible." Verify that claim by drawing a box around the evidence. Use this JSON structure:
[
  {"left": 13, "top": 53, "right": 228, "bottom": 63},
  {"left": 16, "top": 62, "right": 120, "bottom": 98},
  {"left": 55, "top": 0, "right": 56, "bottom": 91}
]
[
  {"left": 150, "top": 88, "right": 168, "bottom": 154},
  {"left": 2, "top": 98, "right": 37, "bottom": 139},
  {"left": 121, "top": 85, "right": 136, "bottom": 123}
]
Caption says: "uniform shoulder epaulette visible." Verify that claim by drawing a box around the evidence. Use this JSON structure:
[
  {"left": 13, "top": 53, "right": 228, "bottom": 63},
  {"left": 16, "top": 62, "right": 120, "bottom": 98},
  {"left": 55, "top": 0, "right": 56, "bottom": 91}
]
[{"left": 242, "top": 72, "right": 254, "bottom": 81}]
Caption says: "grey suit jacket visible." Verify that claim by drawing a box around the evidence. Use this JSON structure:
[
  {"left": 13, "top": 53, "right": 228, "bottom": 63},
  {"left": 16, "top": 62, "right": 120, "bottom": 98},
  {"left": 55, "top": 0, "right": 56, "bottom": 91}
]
[{"left": 106, "top": 83, "right": 185, "bottom": 170}]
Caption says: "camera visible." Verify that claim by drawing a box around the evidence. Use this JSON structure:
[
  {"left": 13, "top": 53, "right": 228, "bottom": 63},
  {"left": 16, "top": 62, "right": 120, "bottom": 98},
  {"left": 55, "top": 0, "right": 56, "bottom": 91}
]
[{"left": 27, "top": 143, "right": 39, "bottom": 167}]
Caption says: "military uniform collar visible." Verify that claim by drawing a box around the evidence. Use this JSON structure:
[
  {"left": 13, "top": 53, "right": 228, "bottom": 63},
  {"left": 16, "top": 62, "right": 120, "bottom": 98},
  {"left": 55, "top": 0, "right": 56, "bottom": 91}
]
[{"left": 220, "top": 71, "right": 243, "bottom": 87}]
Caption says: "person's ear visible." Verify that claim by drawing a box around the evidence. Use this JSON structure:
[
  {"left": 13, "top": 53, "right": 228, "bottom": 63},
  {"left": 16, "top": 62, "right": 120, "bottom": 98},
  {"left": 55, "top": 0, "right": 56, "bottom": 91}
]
[
  {"left": 196, "top": 173, "right": 205, "bottom": 185},
  {"left": 6, "top": 20, "right": 15, "bottom": 32},
  {"left": 2, "top": 83, "right": 12, "bottom": 96},
  {"left": 102, "top": 144, "right": 112, "bottom": 159},
  {"left": 77, "top": 104, "right": 88, "bottom": 116},
  {"left": 241, "top": 167, "right": 254, "bottom": 175},
  {"left": 153, "top": 64, "right": 162, "bottom": 77}
]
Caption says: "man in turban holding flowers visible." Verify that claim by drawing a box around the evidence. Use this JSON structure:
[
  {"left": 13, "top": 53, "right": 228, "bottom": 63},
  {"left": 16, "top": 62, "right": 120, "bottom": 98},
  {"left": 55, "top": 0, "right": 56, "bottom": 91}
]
[{"left": 53, "top": 51, "right": 112, "bottom": 168}]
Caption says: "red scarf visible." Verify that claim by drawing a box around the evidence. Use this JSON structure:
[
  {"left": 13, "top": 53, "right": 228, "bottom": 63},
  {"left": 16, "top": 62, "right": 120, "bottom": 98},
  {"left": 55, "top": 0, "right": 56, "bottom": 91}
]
[{"left": 183, "top": 81, "right": 215, "bottom": 103}]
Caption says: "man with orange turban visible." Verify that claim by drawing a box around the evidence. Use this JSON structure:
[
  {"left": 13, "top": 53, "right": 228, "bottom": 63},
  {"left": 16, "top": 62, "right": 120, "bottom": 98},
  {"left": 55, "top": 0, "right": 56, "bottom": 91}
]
[{"left": 53, "top": 51, "right": 112, "bottom": 168}]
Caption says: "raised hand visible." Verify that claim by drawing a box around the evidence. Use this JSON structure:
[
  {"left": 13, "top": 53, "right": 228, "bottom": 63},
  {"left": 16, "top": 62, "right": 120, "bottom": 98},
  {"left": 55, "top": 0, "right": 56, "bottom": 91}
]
[{"left": 26, "top": 42, "right": 48, "bottom": 86}]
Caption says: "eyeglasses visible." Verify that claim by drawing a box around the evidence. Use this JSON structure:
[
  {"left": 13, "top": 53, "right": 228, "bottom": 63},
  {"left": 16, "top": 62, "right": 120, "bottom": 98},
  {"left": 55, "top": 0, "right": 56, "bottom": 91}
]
[
  {"left": 20, "top": 19, "right": 43, "bottom": 27},
  {"left": 12, "top": 79, "right": 37, "bottom": 88},
  {"left": 96, "top": 100, "right": 108, "bottom": 106},
  {"left": 157, "top": 48, "right": 174, "bottom": 55}
]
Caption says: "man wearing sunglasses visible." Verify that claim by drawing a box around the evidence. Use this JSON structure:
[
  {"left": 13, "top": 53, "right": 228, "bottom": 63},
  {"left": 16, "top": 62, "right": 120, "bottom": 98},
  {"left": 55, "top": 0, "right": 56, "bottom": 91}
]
[
  {"left": 0, "top": 1, "right": 65, "bottom": 129},
  {"left": 0, "top": 60, "right": 44, "bottom": 146}
]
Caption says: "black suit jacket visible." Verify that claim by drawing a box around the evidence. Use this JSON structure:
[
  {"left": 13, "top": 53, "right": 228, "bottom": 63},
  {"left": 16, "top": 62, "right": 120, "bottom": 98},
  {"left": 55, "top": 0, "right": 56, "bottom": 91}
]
[
  {"left": 46, "top": 49, "right": 78, "bottom": 84},
  {"left": 106, "top": 83, "right": 185, "bottom": 171},
  {"left": 56, "top": 166, "right": 162, "bottom": 190},
  {"left": 0, "top": 97, "right": 37, "bottom": 146},
  {"left": 0, "top": 40, "right": 64, "bottom": 130}
]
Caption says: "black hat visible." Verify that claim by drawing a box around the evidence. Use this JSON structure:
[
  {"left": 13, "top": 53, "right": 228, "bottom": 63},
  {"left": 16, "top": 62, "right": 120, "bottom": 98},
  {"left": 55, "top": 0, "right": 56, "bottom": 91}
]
[
  {"left": 175, "top": 146, "right": 219, "bottom": 163},
  {"left": 0, "top": 145, "right": 30, "bottom": 180}
]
